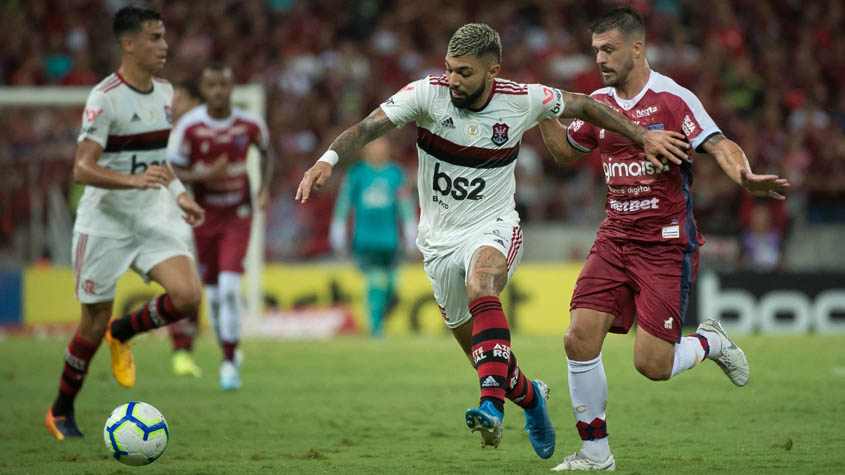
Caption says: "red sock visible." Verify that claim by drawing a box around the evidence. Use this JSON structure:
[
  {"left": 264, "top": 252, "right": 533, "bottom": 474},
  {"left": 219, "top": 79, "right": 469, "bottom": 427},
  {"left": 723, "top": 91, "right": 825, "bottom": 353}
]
[
  {"left": 470, "top": 296, "right": 511, "bottom": 411},
  {"left": 505, "top": 352, "right": 538, "bottom": 409},
  {"left": 111, "top": 295, "right": 189, "bottom": 342},
  {"left": 222, "top": 340, "right": 238, "bottom": 361},
  {"left": 54, "top": 331, "right": 100, "bottom": 414},
  {"left": 168, "top": 312, "right": 199, "bottom": 351}
]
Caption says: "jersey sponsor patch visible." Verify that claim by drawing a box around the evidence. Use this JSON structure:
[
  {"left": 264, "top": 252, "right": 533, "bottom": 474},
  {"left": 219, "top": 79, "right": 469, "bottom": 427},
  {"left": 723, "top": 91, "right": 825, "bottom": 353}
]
[
  {"left": 662, "top": 225, "right": 680, "bottom": 239},
  {"left": 645, "top": 123, "right": 665, "bottom": 130}
]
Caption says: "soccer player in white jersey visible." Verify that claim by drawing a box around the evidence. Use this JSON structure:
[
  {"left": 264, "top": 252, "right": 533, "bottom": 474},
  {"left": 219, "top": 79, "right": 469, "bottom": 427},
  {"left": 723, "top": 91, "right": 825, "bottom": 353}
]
[
  {"left": 45, "top": 6, "right": 206, "bottom": 440},
  {"left": 538, "top": 8, "right": 789, "bottom": 471},
  {"left": 296, "top": 23, "right": 689, "bottom": 459}
]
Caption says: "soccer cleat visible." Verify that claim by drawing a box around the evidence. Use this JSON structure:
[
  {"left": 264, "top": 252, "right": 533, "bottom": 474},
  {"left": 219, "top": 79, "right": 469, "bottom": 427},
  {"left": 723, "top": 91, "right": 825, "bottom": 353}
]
[
  {"left": 524, "top": 380, "right": 556, "bottom": 458},
  {"left": 551, "top": 452, "right": 616, "bottom": 471},
  {"left": 45, "top": 406, "right": 84, "bottom": 440},
  {"left": 465, "top": 400, "right": 503, "bottom": 448},
  {"left": 697, "top": 319, "right": 750, "bottom": 386},
  {"left": 220, "top": 360, "right": 241, "bottom": 390},
  {"left": 172, "top": 350, "right": 202, "bottom": 377},
  {"left": 105, "top": 321, "right": 135, "bottom": 388}
]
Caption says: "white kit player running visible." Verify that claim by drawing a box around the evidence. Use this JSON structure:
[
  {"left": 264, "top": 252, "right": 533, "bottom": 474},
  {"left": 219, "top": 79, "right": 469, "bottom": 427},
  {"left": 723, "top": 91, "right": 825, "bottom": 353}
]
[
  {"left": 45, "top": 6, "right": 205, "bottom": 441},
  {"left": 296, "top": 23, "right": 688, "bottom": 459}
]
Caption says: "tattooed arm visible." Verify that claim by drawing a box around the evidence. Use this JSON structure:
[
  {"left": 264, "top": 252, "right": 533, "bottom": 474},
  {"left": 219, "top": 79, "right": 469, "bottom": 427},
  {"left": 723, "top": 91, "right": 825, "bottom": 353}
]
[
  {"left": 296, "top": 107, "right": 395, "bottom": 203},
  {"left": 559, "top": 91, "right": 689, "bottom": 168},
  {"left": 700, "top": 133, "right": 789, "bottom": 199}
]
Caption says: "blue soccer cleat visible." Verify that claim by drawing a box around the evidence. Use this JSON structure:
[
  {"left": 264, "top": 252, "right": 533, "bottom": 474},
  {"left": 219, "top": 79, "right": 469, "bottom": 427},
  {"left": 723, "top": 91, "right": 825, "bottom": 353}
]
[
  {"left": 465, "top": 400, "right": 503, "bottom": 448},
  {"left": 523, "top": 380, "right": 555, "bottom": 458}
]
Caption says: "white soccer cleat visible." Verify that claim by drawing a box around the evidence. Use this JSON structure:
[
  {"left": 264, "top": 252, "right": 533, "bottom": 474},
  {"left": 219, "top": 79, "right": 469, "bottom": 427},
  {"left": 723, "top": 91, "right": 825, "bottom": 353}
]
[
  {"left": 220, "top": 360, "right": 241, "bottom": 390},
  {"left": 697, "top": 319, "right": 749, "bottom": 386},
  {"left": 551, "top": 452, "right": 615, "bottom": 471}
]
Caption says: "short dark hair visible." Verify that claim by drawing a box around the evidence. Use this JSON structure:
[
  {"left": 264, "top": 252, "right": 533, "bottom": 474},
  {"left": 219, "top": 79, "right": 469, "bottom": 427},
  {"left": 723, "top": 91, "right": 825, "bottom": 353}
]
[
  {"left": 203, "top": 61, "right": 231, "bottom": 74},
  {"left": 112, "top": 6, "right": 162, "bottom": 39},
  {"left": 448, "top": 23, "right": 502, "bottom": 64},
  {"left": 590, "top": 7, "right": 645, "bottom": 38},
  {"left": 175, "top": 81, "right": 202, "bottom": 102}
]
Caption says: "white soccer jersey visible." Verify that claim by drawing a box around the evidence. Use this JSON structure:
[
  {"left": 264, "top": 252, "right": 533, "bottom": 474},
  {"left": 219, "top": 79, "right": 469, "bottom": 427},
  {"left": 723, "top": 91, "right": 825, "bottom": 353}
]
[
  {"left": 381, "top": 75, "right": 565, "bottom": 255},
  {"left": 75, "top": 72, "right": 175, "bottom": 238}
]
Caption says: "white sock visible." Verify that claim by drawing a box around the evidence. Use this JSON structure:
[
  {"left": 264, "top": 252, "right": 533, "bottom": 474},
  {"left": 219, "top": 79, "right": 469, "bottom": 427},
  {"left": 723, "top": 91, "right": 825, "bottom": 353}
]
[
  {"left": 670, "top": 336, "right": 707, "bottom": 378},
  {"left": 697, "top": 330, "right": 723, "bottom": 358},
  {"left": 217, "top": 272, "right": 243, "bottom": 342},
  {"left": 205, "top": 285, "right": 220, "bottom": 340},
  {"left": 567, "top": 353, "right": 611, "bottom": 461}
]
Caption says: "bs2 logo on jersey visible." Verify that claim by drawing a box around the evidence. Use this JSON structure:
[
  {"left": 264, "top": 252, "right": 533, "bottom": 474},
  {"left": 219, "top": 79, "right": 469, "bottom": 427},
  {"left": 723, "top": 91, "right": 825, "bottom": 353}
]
[{"left": 432, "top": 163, "right": 485, "bottom": 201}]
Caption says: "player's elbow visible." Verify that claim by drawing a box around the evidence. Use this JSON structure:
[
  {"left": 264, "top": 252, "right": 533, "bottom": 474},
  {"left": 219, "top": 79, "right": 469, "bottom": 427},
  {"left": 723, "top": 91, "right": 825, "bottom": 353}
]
[{"left": 72, "top": 161, "right": 90, "bottom": 185}]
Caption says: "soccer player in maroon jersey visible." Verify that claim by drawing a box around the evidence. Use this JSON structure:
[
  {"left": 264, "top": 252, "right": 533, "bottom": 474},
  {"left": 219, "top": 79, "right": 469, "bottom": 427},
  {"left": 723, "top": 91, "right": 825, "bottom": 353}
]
[
  {"left": 168, "top": 63, "right": 275, "bottom": 390},
  {"left": 167, "top": 80, "right": 205, "bottom": 378},
  {"left": 539, "top": 8, "right": 790, "bottom": 471},
  {"left": 45, "top": 6, "right": 206, "bottom": 440}
]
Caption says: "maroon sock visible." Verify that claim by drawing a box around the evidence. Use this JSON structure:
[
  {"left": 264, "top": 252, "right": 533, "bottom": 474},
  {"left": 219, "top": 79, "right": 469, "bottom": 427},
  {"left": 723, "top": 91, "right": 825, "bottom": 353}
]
[
  {"left": 221, "top": 340, "right": 238, "bottom": 361},
  {"left": 168, "top": 313, "right": 198, "bottom": 351},
  {"left": 470, "top": 296, "right": 511, "bottom": 412},
  {"left": 53, "top": 331, "right": 100, "bottom": 415},
  {"left": 505, "top": 351, "right": 538, "bottom": 409},
  {"left": 110, "top": 295, "right": 188, "bottom": 342}
]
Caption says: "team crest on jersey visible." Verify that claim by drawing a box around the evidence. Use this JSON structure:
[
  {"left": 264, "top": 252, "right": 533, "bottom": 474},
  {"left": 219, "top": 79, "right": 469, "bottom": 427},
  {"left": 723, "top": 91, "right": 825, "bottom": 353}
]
[
  {"left": 164, "top": 105, "right": 173, "bottom": 124},
  {"left": 491, "top": 123, "right": 509, "bottom": 146},
  {"left": 235, "top": 135, "right": 249, "bottom": 150}
]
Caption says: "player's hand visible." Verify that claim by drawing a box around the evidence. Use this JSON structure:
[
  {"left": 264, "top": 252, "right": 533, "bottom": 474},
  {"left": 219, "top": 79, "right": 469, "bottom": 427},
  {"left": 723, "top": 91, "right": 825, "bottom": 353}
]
[
  {"left": 204, "top": 154, "right": 229, "bottom": 181},
  {"left": 177, "top": 192, "right": 206, "bottom": 227},
  {"left": 256, "top": 189, "right": 270, "bottom": 211},
  {"left": 642, "top": 130, "right": 689, "bottom": 169},
  {"left": 740, "top": 168, "right": 790, "bottom": 200},
  {"left": 133, "top": 165, "right": 170, "bottom": 189},
  {"left": 296, "top": 161, "right": 332, "bottom": 204}
]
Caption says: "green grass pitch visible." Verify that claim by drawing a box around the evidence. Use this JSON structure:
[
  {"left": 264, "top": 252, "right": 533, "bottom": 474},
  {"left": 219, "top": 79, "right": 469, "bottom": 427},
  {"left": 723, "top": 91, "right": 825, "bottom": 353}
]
[{"left": 2, "top": 331, "right": 844, "bottom": 474}]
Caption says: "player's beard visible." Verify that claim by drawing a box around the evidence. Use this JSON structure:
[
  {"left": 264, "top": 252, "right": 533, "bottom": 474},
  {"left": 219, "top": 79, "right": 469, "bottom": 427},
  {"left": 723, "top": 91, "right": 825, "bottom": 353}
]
[
  {"left": 450, "top": 82, "right": 486, "bottom": 109},
  {"left": 600, "top": 56, "right": 634, "bottom": 88}
]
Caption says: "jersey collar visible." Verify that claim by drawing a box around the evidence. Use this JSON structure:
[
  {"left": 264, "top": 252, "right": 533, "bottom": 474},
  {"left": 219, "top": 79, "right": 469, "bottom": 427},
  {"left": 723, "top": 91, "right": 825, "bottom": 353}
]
[{"left": 609, "top": 70, "right": 655, "bottom": 111}]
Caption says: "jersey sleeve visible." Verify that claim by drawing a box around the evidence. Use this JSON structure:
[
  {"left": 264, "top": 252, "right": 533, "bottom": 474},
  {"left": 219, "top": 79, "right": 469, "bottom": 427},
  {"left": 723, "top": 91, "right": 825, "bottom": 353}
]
[
  {"left": 527, "top": 83, "right": 566, "bottom": 123},
  {"left": 380, "top": 77, "right": 432, "bottom": 127},
  {"left": 566, "top": 117, "right": 599, "bottom": 152},
  {"left": 167, "top": 117, "right": 192, "bottom": 167},
  {"left": 675, "top": 89, "right": 721, "bottom": 151},
  {"left": 77, "top": 90, "right": 113, "bottom": 148}
]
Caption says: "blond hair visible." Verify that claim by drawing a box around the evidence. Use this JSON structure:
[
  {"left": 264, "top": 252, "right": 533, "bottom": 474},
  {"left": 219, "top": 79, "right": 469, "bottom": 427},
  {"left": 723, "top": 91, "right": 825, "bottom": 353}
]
[{"left": 447, "top": 23, "right": 501, "bottom": 63}]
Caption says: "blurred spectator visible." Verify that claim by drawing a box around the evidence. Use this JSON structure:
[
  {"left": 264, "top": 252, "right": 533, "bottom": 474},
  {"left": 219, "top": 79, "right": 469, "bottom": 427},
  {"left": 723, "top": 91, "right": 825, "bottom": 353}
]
[
  {"left": 739, "top": 201, "right": 785, "bottom": 272},
  {"left": 0, "top": 0, "right": 842, "bottom": 264}
]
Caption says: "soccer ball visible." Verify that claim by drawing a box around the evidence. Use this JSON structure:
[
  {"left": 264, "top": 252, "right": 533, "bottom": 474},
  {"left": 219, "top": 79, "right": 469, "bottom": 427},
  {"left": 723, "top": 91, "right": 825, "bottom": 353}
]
[{"left": 103, "top": 402, "right": 169, "bottom": 466}]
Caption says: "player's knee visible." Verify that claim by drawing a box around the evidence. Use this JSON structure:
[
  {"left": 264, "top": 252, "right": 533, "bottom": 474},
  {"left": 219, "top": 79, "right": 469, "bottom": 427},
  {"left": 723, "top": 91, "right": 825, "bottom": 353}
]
[
  {"left": 169, "top": 286, "right": 202, "bottom": 315},
  {"left": 634, "top": 358, "right": 671, "bottom": 381},
  {"left": 466, "top": 281, "right": 497, "bottom": 303},
  {"left": 564, "top": 326, "right": 601, "bottom": 361}
]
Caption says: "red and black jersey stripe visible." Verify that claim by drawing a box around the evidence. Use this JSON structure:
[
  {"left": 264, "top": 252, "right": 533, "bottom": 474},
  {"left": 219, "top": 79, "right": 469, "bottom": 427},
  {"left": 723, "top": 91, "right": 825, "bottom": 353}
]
[
  {"left": 417, "top": 127, "right": 519, "bottom": 169},
  {"left": 104, "top": 129, "right": 170, "bottom": 153}
]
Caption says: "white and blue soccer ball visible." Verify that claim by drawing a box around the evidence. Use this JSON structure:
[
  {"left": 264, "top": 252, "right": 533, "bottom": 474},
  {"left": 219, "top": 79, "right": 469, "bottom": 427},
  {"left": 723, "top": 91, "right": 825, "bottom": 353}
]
[{"left": 103, "top": 402, "right": 169, "bottom": 466}]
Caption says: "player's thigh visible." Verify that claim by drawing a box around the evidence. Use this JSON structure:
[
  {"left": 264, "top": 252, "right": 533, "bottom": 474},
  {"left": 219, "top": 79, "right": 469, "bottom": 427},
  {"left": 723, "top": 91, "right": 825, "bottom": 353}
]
[
  {"left": 423, "top": 250, "right": 471, "bottom": 329},
  {"left": 627, "top": 245, "right": 694, "bottom": 344},
  {"left": 462, "top": 223, "right": 523, "bottom": 299},
  {"left": 194, "top": 232, "right": 221, "bottom": 285},
  {"left": 135, "top": 231, "right": 202, "bottom": 306},
  {"left": 218, "top": 217, "right": 251, "bottom": 274},
  {"left": 72, "top": 232, "right": 135, "bottom": 305}
]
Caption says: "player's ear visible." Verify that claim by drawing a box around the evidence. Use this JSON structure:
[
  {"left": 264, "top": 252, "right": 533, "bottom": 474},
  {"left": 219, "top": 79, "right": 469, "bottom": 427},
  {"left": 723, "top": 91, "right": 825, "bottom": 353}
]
[
  {"left": 119, "top": 33, "right": 134, "bottom": 53},
  {"left": 631, "top": 39, "right": 644, "bottom": 60},
  {"left": 488, "top": 62, "right": 501, "bottom": 79}
]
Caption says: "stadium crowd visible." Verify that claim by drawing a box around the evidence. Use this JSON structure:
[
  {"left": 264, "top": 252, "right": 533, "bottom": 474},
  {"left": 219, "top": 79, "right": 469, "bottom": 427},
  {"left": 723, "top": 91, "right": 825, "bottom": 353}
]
[{"left": 1, "top": 0, "right": 843, "bottom": 266}]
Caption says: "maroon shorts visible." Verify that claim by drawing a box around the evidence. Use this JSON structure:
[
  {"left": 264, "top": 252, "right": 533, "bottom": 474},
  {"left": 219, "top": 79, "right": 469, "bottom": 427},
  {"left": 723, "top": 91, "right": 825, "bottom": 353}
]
[
  {"left": 194, "top": 217, "right": 251, "bottom": 285},
  {"left": 570, "top": 238, "right": 699, "bottom": 343}
]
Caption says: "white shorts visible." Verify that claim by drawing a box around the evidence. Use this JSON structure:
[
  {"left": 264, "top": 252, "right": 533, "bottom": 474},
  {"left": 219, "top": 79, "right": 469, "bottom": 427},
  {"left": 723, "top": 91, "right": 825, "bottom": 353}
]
[
  {"left": 72, "top": 229, "right": 193, "bottom": 304},
  {"left": 422, "top": 221, "right": 523, "bottom": 329}
]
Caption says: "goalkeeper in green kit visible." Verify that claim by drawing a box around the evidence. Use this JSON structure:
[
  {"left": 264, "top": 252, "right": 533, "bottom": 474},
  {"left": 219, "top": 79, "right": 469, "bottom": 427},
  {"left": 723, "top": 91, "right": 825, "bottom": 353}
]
[{"left": 329, "top": 136, "right": 418, "bottom": 337}]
